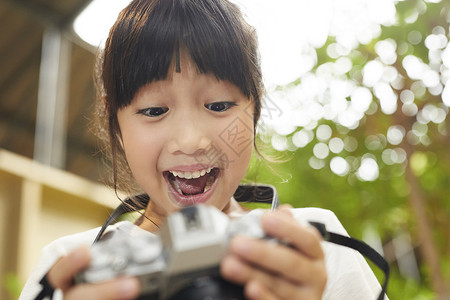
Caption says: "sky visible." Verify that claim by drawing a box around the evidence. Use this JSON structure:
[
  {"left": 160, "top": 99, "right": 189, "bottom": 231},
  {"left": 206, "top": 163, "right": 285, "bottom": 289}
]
[{"left": 73, "top": 0, "right": 397, "bottom": 88}]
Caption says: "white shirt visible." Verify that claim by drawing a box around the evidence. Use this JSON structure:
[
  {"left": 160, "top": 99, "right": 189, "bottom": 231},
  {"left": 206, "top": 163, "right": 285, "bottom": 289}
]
[{"left": 20, "top": 207, "right": 387, "bottom": 299}]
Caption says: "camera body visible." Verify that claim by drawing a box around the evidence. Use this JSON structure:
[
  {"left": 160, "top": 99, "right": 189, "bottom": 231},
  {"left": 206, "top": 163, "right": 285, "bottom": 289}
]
[{"left": 77, "top": 205, "right": 268, "bottom": 299}]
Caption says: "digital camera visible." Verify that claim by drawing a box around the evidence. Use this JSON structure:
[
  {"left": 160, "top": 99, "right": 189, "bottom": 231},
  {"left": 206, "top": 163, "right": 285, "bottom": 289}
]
[{"left": 76, "top": 205, "right": 272, "bottom": 300}]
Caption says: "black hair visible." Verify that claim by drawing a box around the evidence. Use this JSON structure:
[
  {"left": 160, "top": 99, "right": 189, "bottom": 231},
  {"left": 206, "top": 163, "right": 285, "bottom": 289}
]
[{"left": 96, "top": 0, "right": 263, "bottom": 194}]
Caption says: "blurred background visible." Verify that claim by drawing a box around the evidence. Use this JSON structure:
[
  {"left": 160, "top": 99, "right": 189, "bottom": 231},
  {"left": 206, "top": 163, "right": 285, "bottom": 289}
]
[{"left": 1, "top": 0, "right": 449, "bottom": 299}]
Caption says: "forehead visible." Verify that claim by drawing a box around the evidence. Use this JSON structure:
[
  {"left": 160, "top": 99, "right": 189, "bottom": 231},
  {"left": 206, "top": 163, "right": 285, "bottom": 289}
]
[
  {"left": 166, "top": 50, "right": 200, "bottom": 79},
  {"left": 154, "top": 50, "right": 237, "bottom": 86},
  {"left": 133, "top": 54, "right": 247, "bottom": 102}
]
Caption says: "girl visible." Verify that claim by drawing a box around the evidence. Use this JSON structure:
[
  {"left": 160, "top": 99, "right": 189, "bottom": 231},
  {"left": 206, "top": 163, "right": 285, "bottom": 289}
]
[{"left": 20, "top": 0, "right": 384, "bottom": 299}]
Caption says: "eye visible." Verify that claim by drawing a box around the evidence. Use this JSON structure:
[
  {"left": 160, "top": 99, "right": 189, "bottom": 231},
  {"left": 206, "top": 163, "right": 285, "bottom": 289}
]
[
  {"left": 205, "top": 101, "right": 237, "bottom": 112},
  {"left": 137, "top": 107, "right": 169, "bottom": 117}
]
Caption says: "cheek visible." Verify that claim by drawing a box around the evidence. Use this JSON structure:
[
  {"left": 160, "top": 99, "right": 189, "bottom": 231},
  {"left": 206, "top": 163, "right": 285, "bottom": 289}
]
[
  {"left": 121, "top": 126, "right": 161, "bottom": 174},
  {"left": 213, "top": 112, "right": 254, "bottom": 172}
]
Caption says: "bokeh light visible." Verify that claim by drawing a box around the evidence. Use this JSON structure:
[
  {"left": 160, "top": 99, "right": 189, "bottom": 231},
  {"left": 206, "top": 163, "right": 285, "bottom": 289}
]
[
  {"left": 357, "top": 157, "right": 379, "bottom": 181},
  {"left": 330, "top": 156, "right": 350, "bottom": 176}
]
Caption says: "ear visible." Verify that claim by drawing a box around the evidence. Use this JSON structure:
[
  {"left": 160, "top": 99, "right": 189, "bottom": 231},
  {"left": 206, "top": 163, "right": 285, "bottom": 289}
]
[
  {"left": 101, "top": 95, "right": 108, "bottom": 111},
  {"left": 117, "top": 134, "right": 125, "bottom": 150}
]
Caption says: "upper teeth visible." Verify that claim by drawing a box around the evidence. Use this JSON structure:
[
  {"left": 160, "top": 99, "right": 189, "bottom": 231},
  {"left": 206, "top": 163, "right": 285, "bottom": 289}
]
[{"left": 170, "top": 167, "right": 213, "bottom": 179}]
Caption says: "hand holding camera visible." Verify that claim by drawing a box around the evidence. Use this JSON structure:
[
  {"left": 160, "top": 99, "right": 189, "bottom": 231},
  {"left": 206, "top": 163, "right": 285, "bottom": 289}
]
[
  {"left": 221, "top": 205, "right": 327, "bottom": 300},
  {"left": 77, "top": 205, "right": 300, "bottom": 300},
  {"left": 75, "top": 204, "right": 327, "bottom": 300}
]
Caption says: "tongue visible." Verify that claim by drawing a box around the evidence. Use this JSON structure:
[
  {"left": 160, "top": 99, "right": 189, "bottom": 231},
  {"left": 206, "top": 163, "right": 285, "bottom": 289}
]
[{"left": 176, "top": 175, "right": 209, "bottom": 195}]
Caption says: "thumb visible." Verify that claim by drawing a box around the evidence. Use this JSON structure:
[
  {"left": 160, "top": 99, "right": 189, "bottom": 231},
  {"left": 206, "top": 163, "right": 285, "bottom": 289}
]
[{"left": 47, "top": 246, "right": 91, "bottom": 291}]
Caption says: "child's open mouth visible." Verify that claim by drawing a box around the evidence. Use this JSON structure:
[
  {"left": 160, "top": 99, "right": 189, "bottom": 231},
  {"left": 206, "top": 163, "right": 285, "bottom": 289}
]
[{"left": 164, "top": 167, "right": 219, "bottom": 205}]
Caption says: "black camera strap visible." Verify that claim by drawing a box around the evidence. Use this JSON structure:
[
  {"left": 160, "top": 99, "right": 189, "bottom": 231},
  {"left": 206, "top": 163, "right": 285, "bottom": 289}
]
[
  {"left": 309, "top": 222, "right": 389, "bottom": 300},
  {"left": 34, "top": 274, "right": 55, "bottom": 300}
]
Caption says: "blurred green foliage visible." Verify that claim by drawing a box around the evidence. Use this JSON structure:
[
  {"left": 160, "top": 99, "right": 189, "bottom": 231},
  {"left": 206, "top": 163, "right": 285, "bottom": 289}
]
[
  {"left": 247, "top": 0, "right": 450, "bottom": 298},
  {"left": 3, "top": 273, "right": 22, "bottom": 299}
]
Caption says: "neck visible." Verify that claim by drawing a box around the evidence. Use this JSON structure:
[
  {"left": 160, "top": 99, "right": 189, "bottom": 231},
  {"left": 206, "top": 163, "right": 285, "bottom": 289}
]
[
  {"left": 222, "top": 197, "right": 248, "bottom": 217},
  {"left": 135, "top": 201, "right": 165, "bottom": 233}
]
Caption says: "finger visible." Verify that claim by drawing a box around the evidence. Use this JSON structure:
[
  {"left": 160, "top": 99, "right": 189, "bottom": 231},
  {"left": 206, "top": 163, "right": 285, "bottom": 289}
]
[
  {"left": 245, "top": 280, "right": 278, "bottom": 300},
  {"left": 277, "top": 204, "right": 293, "bottom": 214},
  {"left": 246, "top": 280, "right": 321, "bottom": 300},
  {"left": 221, "top": 255, "right": 296, "bottom": 299},
  {"left": 47, "top": 246, "right": 91, "bottom": 290},
  {"left": 221, "top": 255, "right": 320, "bottom": 300},
  {"left": 65, "top": 277, "right": 140, "bottom": 300},
  {"left": 226, "top": 236, "right": 325, "bottom": 285},
  {"left": 261, "top": 212, "right": 324, "bottom": 260}
]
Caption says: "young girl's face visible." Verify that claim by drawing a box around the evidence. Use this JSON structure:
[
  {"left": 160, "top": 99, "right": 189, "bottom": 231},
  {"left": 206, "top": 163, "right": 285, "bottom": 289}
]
[{"left": 117, "top": 54, "right": 254, "bottom": 222}]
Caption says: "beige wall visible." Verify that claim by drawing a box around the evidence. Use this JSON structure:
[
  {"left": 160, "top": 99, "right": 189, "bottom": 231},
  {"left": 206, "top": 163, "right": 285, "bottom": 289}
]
[{"left": 0, "top": 149, "right": 120, "bottom": 299}]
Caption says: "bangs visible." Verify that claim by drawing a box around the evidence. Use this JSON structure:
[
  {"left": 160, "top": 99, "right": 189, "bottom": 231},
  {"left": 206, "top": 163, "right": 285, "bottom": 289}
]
[{"left": 103, "top": 0, "right": 259, "bottom": 108}]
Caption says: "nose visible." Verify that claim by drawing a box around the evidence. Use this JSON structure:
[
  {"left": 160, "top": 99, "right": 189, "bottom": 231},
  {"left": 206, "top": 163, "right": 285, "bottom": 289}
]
[{"left": 167, "top": 115, "right": 211, "bottom": 155}]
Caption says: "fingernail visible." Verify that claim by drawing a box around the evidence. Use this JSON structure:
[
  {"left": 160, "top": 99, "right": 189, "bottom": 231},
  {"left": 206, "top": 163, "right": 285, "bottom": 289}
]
[
  {"left": 263, "top": 214, "right": 280, "bottom": 230},
  {"left": 279, "top": 207, "right": 293, "bottom": 216},
  {"left": 118, "top": 278, "right": 139, "bottom": 297},
  {"left": 232, "top": 236, "right": 252, "bottom": 255},
  {"left": 224, "top": 257, "right": 243, "bottom": 276},
  {"left": 70, "top": 246, "right": 89, "bottom": 264},
  {"left": 246, "top": 280, "right": 261, "bottom": 298}
]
